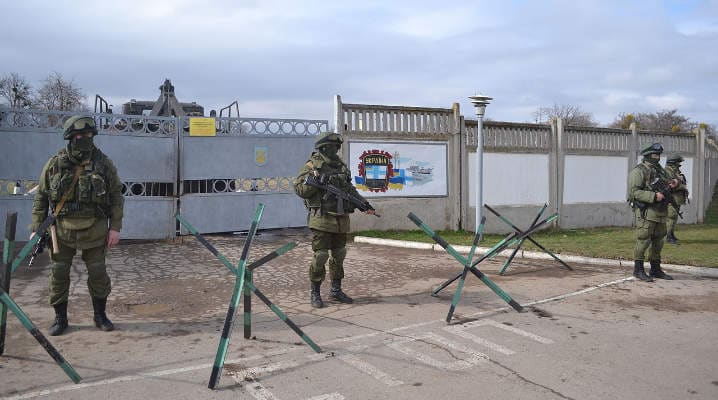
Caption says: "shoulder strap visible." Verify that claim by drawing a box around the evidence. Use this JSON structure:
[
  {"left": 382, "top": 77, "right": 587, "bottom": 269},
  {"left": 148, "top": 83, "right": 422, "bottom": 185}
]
[{"left": 637, "top": 163, "right": 653, "bottom": 187}]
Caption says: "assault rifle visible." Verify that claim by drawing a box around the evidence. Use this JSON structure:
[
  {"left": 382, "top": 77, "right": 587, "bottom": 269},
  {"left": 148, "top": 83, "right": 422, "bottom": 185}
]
[
  {"left": 304, "top": 174, "right": 380, "bottom": 217},
  {"left": 650, "top": 177, "right": 683, "bottom": 219},
  {"left": 28, "top": 232, "right": 49, "bottom": 269}
]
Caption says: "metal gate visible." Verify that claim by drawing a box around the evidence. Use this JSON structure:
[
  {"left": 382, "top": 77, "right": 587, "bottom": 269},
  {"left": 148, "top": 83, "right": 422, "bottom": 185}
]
[
  {"left": 177, "top": 116, "right": 325, "bottom": 234},
  {"left": 0, "top": 110, "right": 178, "bottom": 240},
  {"left": 0, "top": 109, "right": 326, "bottom": 239}
]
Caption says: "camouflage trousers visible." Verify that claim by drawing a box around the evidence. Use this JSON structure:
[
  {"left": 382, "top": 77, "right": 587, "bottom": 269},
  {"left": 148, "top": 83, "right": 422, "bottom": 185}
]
[
  {"left": 49, "top": 241, "right": 111, "bottom": 305},
  {"left": 633, "top": 217, "right": 667, "bottom": 262},
  {"left": 309, "top": 229, "right": 347, "bottom": 283},
  {"left": 666, "top": 204, "right": 680, "bottom": 234}
]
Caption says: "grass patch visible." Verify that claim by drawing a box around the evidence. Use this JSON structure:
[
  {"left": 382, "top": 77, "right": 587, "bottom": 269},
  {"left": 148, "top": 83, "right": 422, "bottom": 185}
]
[
  {"left": 704, "top": 183, "right": 718, "bottom": 225},
  {"left": 354, "top": 224, "right": 718, "bottom": 267}
]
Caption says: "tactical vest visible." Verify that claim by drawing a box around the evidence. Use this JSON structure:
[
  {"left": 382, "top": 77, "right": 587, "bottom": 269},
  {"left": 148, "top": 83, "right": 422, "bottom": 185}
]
[
  {"left": 630, "top": 161, "right": 669, "bottom": 216},
  {"left": 665, "top": 165, "right": 688, "bottom": 205},
  {"left": 302, "top": 153, "right": 355, "bottom": 216},
  {"left": 47, "top": 148, "right": 113, "bottom": 221}
]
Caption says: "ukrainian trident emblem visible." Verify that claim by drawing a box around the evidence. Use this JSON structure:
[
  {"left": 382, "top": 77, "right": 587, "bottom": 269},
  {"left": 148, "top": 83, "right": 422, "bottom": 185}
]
[{"left": 254, "top": 145, "right": 268, "bottom": 166}]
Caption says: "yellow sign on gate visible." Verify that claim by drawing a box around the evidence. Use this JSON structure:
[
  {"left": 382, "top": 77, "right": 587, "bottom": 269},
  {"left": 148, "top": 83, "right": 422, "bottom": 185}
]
[{"left": 189, "top": 117, "right": 216, "bottom": 136}]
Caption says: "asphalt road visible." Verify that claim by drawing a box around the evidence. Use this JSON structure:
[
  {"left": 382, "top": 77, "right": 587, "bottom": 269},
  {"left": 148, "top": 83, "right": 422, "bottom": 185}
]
[{"left": 1, "top": 228, "right": 717, "bottom": 400}]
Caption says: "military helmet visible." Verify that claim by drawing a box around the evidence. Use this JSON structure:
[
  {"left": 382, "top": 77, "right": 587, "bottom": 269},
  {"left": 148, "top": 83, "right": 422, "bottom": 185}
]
[
  {"left": 63, "top": 116, "right": 98, "bottom": 140},
  {"left": 640, "top": 142, "right": 663, "bottom": 156},
  {"left": 667, "top": 154, "right": 684, "bottom": 164},
  {"left": 315, "top": 132, "right": 343, "bottom": 149}
]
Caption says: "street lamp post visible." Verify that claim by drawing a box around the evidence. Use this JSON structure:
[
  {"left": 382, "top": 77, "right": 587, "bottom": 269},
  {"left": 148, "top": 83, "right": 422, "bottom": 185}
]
[{"left": 468, "top": 95, "right": 492, "bottom": 232}]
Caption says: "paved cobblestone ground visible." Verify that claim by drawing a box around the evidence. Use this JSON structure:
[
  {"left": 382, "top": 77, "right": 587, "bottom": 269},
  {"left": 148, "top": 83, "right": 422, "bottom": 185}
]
[{"left": 1, "top": 228, "right": 717, "bottom": 400}]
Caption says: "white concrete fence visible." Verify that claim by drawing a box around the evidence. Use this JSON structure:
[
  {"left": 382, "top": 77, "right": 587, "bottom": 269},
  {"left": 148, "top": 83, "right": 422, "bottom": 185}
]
[{"left": 336, "top": 96, "right": 718, "bottom": 233}]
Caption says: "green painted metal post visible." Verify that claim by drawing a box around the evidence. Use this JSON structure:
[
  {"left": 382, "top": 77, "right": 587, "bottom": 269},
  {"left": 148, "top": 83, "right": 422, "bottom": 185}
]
[
  {"left": 176, "top": 212, "right": 320, "bottom": 387},
  {"left": 243, "top": 268, "right": 252, "bottom": 339},
  {"left": 0, "top": 287, "right": 82, "bottom": 383},
  {"left": 208, "top": 203, "right": 264, "bottom": 389},
  {"left": 497, "top": 204, "right": 546, "bottom": 275},
  {"left": 431, "top": 232, "right": 516, "bottom": 296},
  {"left": 1, "top": 212, "right": 18, "bottom": 355},
  {"left": 408, "top": 212, "right": 524, "bottom": 313},
  {"left": 484, "top": 204, "right": 572, "bottom": 274},
  {"left": 10, "top": 215, "right": 55, "bottom": 275},
  {"left": 433, "top": 211, "right": 561, "bottom": 297},
  {"left": 446, "top": 216, "right": 485, "bottom": 323},
  {"left": 246, "top": 281, "right": 322, "bottom": 353}
]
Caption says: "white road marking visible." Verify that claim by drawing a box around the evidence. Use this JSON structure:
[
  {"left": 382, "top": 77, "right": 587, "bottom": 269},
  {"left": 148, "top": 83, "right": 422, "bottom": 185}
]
[
  {"left": 338, "top": 354, "right": 404, "bottom": 387},
  {"left": 465, "top": 319, "right": 554, "bottom": 344},
  {"left": 387, "top": 332, "right": 487, "bottom": 371},
  {"left": 228, "top": 360, "right": 301, "bottom": 382},
  {"left": 2, "top": 276, "right": 632, "bottom": 400},
  {"left": 307, "top": 393, "right": 345, "bottom": 400},
  {"left": 444, "top": 324, "right": 516, "bottom": 355}
]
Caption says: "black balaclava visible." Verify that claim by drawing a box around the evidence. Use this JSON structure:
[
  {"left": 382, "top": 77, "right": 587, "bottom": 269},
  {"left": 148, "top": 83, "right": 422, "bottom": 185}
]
[{"left": 68, "top": 135, "right": 94, "bottom": 160}]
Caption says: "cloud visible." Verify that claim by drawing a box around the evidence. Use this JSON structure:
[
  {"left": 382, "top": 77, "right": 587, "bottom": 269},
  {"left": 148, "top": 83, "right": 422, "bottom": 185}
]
[
  {"left": 1, "top": 0, "right": 717, "bottom": 126},
  {"left": 645, "top": 93, "right": 691, "bottom": 110}
]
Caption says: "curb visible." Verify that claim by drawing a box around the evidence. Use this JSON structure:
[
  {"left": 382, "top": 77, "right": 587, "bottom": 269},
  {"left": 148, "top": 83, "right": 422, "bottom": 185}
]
[{"left": 353, "top": 236, "right": 718, "bottom": 279}]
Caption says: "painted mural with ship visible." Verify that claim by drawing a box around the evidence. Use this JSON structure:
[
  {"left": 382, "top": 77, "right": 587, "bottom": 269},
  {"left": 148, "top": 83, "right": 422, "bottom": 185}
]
[{"left": 349, "top": 142, "right": 447, "bottom": 197}]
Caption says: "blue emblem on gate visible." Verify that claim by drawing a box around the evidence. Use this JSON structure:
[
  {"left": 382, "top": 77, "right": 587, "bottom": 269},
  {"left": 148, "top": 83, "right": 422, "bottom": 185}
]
[{"left": 254, "top": 145, "right": 268, "bottom": 166}]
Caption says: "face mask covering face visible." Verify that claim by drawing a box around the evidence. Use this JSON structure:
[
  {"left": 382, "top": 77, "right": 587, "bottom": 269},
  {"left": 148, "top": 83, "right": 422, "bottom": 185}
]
[
  {"left": 321, "top": 144, "right": 340, "bottom": 158},
  {"left": 72, "top": 135, "right": 93, "bottom": 152}
]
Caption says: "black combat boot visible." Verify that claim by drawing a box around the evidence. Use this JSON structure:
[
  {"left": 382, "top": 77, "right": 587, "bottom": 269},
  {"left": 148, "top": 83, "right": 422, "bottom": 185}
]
[
  {"left": 311, "top": 282, "right": 324, "bottom": 309},
  {"left": 92, "top": 297, "right": 114, "bottom": 331},
  {"left": 329, "top": 279, "right": 353, "bottom": 304},
  {"left": 666, "top": 231, "right": 678, "bottom": 244},
  {"left": 650, "top": 261, "right": 673, "bottom": 280},
  {"left": 49, "top": 302, "right": 69, "bottom": 336},
  {"left": 633, "top": 260, "right": 653, "bottom": 282}
]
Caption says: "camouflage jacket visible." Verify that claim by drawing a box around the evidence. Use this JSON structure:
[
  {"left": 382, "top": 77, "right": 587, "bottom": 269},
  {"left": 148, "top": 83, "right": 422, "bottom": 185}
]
[
  {"left": 665, "top": 164, "right": 688, "bottom": 205},
  {"left": 627, "top": 160, "right": 669, "bottom": 222},
  {"left": 31, "top": 145, "right": 124, "bottom": 247},
  {"left": 294, "top": 151, "right": 366, "bottom": 233}
]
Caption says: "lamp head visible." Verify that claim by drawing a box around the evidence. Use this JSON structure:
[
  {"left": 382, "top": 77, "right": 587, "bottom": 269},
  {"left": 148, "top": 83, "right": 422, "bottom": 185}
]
[{"left": 468, "top": 95, "right": 493, "bottom": 117}]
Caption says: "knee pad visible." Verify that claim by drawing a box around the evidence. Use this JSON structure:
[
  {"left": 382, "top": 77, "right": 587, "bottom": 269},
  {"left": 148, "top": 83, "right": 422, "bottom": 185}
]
[
  {"left": 330, "top": 247, "right": 347, "bottom": 263},
  {"left": 313, "top": 250, "right": 330, "bottom": 267}
]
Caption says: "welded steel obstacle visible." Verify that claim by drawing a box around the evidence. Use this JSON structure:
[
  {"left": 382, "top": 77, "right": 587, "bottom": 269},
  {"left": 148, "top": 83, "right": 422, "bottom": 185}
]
[
  {"left": 484, "top": 204, "right": 572, "bottom": 275},
  {"left": 427, "top": 209, "right": 561, "bottom": 299},
  {"left": 0, "top": 212, "right": 82, "bottom": 383},
  {"left": 175, "top": 204, "right": 321, "bottom": 390},
  {"left": 407, "top": 212, "right": 525, "bottom": 322}
]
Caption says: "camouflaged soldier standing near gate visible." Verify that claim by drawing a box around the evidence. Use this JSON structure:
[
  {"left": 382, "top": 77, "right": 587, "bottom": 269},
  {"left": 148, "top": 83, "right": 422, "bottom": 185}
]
[
  {"left": 664, "top": 154, "right": 689, "bottom": 244},
  {"left": 294, "top": 132, "right": 376, "bottom": 308},
  {"left": 30, "top": 116, "right": 124, "bottom": 335},
  {"left": 627, "top": 143, "right": 678, "bottom": 282}
]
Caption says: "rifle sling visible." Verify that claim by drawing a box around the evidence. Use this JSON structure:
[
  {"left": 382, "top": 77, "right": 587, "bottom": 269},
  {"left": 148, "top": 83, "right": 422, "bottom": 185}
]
[{"left": 52, "top": 161, "right": 88, "bottom": 217}]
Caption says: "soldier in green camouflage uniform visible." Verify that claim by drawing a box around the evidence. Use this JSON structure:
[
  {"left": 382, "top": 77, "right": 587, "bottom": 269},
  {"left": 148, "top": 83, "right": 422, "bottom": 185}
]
[
  {"left": 627, "top": 143, "right": 678, "bottom": 282},
  {"left": 664, "top": 155, "right": 688, "bottom": 244},
  {"left": 294, "top": 132, "right": 375, "bottom": 308},
  {"left": 30, "top": 116, "right": 124, "bottom": 335}
]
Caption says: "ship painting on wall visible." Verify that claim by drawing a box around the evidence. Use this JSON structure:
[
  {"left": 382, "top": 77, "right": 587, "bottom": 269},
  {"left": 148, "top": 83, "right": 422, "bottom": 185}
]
[{"left": 348, "top": 141, "right": 448, "bottom": 197}]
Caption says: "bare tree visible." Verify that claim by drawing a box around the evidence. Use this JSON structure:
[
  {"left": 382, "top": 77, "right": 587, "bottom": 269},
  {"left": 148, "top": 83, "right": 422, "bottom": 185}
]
[
  {"left": 34, "top": 72, "right": 87, "bottom": 111},
  {"left": 610, "top": 109, "right": 690, "bottom": 132},
  {"left": 608, "top": 113, "right": 636, "bottom": 130},
  {"left": 0, "top": 72, "right": 34, "bottom": 108},
  {"left": 532, "top": 103, "right": 598, "bottom": 127}
]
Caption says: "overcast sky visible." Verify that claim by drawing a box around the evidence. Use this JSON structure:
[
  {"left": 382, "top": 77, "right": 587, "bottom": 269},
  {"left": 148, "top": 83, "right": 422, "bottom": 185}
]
[{"left": 2, "top": 0, "right": 717, "bottom": 127}]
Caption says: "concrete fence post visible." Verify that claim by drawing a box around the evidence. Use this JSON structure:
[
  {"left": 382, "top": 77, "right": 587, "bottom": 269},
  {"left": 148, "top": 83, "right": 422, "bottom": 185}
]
[
  {"left": 451, "top": 102, "right": 462, "bottom": 230},
  {"left": 334, "top": 95, "right": 344, "bottom": 133},
  {"left": 459, "top": 115, "right": 468, "bottom": 231},
  {"left": 695, "top": 126, "right": 707, "bottom": 223},
  {"left": 548, "top": 118, "right": 559, "bottom": 227},
  {"left": 629, "top": 122, "right": 638, "bottom": 170},
  {"left": 555, "top": 117, "right": 565, "bottom": 228}
]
